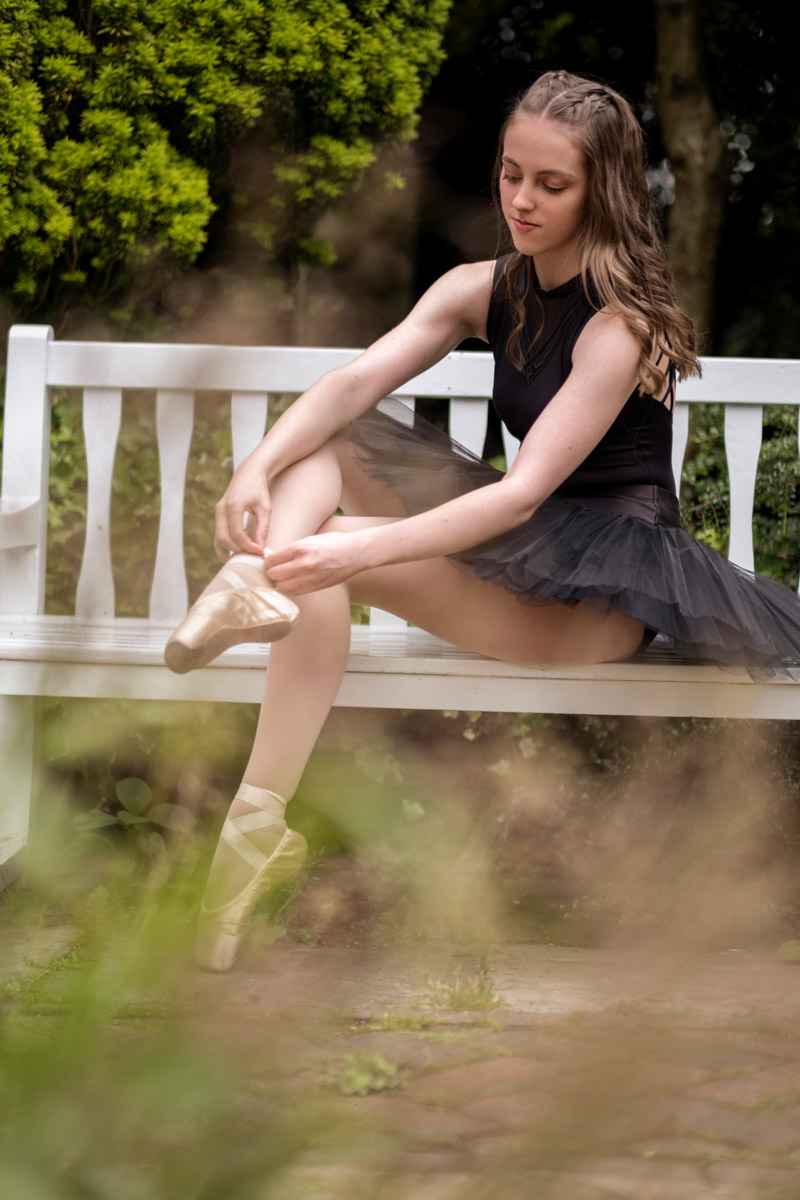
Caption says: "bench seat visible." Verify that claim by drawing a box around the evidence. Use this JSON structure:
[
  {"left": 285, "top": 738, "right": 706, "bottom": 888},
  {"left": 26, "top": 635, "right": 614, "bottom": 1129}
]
[{"left": 2, "top": 616, "right": 798, "bottom": 719}]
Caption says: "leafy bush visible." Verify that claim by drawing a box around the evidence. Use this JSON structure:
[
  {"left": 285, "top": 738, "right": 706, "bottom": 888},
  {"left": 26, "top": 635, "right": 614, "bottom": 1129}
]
[
  {"left": 680, "top": 404, "right": 800, "bottom": 588},
  {"left": 0, "top": 0, "right": 452, "bottom": 321}
]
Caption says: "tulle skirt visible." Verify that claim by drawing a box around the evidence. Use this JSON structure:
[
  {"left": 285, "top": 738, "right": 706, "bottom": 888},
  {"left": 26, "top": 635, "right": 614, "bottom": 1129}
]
[{"left": 348, "top": 400, "right": 800, "bottom": 678}]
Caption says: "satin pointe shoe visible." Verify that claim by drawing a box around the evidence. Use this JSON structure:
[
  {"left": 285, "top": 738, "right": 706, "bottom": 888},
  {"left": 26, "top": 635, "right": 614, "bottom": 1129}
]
[
  {"left": 195, "top": 788, "right": 308, "bottom": 972},
  {"left": 164, "top": 563, "right": 299, "bottom": 674}
]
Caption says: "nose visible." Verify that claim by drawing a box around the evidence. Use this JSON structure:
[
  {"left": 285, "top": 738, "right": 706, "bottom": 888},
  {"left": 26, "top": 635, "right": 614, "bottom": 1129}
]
[{"left": 512, "top": 181, "right": 535, "bottom": 214}]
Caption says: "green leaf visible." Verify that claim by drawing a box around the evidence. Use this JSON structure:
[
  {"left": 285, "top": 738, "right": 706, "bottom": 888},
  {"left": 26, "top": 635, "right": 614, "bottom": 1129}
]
[
  {"left": 148, "top": 803, "right": 195, "bottom": 832},
  {"left": 75, "top": 808, "right": 120, "bottom": 829},
  {"left": 116, "top": 810, "right": 150, "bottom": 827},
  {"left": 115, "top": 777, "right": 152, "bottom": 815},
  {"left": 135, "top": 830, "right": 167, "bottom": 859}
]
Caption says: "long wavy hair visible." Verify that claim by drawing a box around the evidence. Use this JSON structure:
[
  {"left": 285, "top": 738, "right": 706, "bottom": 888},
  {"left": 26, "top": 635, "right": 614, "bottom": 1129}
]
[{"left": 494, "top": 70, "right": 700, "bottom": 394}]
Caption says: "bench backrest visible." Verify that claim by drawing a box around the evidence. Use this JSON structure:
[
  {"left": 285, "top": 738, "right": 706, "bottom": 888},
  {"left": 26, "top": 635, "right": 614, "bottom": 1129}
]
[{"left": 2, "top": 324, "right": 799, "bottom": 624}]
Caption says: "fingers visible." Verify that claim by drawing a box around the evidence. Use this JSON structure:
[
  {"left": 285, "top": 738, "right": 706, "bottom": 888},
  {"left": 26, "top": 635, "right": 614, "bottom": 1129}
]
[
  {"left": 214, "top": 497, "right": 270, "bottom": 559},
  {"left": 263, "top": 543, "right": 318, "bottom": 594}
]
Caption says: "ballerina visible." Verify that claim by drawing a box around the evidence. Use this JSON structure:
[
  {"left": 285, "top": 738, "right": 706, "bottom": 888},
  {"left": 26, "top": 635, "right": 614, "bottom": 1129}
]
[{"left": 166, "top": 70, "right": 800, "bottom": 971}]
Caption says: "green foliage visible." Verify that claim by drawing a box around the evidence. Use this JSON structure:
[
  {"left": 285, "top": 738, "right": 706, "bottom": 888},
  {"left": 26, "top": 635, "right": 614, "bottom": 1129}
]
[
  {"left": 320, "top": 1051, "right": 401, "bottom": 1095},
  {"left": 423, "top": 965, "right": 502, "bottom": 1011},
  {"left": 680, "top": 405, "right": 800, "bottom": 588},
  {"left": 0, "top": 0, "right": 451, "bottom": 318},
  {"left": 73, "top": 774, "right": 196, "bottom": 862}
]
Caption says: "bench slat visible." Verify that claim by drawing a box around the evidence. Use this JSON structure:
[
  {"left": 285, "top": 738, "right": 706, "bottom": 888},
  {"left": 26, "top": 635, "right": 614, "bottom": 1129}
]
[
  {"left": 231, "top": 391, "right": 268, "bottom": 470},
  {"left": 75, "top": 388, "right": 121, "bottom": 618},
  {"left": 725, "top": 404, "right": 763, "bottom": 572},
  {"left": 150, "top": 390, "right": 194, "bottom": 621},
  {"left": 672, "top": 402, "right": 689, "bottom": 488},
  {"left": 502, "top": 424, "right": 520, "bottom": 469},
  {"left": 450, "top": 397, "right": 488, "bottom": 457},
  {"left": 371, "top": 397, "right": 416, "bottom": 629}
]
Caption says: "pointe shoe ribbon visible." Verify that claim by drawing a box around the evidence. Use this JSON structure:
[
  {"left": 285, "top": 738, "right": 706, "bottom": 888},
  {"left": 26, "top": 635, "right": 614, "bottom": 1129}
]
[
  {"left": 195, "top": 787, "right": 307, "bottom": 973},
  {"left": 164, "top": 575, "right": 299, "bottom": 675}
]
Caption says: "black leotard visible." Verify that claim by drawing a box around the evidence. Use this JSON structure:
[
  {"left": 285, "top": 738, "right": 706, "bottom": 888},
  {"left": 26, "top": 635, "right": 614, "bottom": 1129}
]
[{"left": 487, "top": 257, "right": 680, "bottom": 527}]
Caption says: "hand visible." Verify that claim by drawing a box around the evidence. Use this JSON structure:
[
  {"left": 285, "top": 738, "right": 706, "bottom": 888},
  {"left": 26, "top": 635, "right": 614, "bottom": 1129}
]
[
  {"left": 264, "top": 532, "right": 368, "bottom": 595},
  {"left": 214, "top": 460, "right": 272, "bottom": 560}
]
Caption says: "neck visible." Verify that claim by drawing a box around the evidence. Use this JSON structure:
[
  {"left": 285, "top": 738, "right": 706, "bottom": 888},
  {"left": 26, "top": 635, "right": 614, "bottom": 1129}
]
[{"left": 531, "top": 252, "right": 581, "bottom": 293}]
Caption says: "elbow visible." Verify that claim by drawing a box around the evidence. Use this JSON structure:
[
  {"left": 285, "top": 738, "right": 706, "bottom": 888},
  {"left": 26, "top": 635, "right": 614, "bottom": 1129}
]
[{"left": 499, "top": 477, "right": 539, "bottom": 527}]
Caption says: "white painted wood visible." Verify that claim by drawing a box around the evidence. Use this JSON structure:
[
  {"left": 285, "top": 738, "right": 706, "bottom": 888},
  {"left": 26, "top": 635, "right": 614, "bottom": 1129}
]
[
  {"left": 0, "top": 694, "right": 34, "bottom": 875},
  {"left": 501, "top": 425, "right": 521, "bottom": 469},
  {"left": 0, "top": 499, "right": 40, "bottom": 550},
  {"left": 46, "top": 342, "right": 497, "bottom": 398},
  {"left": 231, "top": 391, "right": 268, "bottom": 470},
  {"left": 229, "top": 391, "right": 269, "bottom": 545},
  {"left": 371, "top": 397, "right": 415, "bottom": 628},
  {"left": 368, "top": 610, "right": 408, "bottom": 629},
  {"left": 449, "top": 398, "right": 488, "bottom": 457},
  {"left": 672, "top": 402, "right": 690, "bottom": 491},
  {"left": 0, "top": 325, "right": 53, "bottom": 615},
  {"left": 2, "top": 627, "right": 799, "bottom": 718},
  {"left": 675, "top": 358, "right": 799, "bottom": 406},
  {"left": 150, "top": 391, "right": 195, "bottom": 622},
  {"left": 75, "top": 389, "right": 122, "bottom": 618},
  {"left": 381, "top": 395, "right": 415, "bottom": 415},
  {"left": 725, "top": 404, "right": 763, "bottom": 572}
]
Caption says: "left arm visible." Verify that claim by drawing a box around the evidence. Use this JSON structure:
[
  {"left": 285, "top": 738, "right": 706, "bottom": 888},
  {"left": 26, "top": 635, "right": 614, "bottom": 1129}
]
[{"left": 266, "top": 313, "right": 642, "bottom": 593}]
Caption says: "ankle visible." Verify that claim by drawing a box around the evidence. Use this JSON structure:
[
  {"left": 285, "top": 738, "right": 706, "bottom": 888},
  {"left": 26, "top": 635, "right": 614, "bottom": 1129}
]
[
  {"left": 229, "top": 552, "right": 267, "bottom": 570},
  {"left": 230, "top": 782, "right": 288, "bottom": 820}
]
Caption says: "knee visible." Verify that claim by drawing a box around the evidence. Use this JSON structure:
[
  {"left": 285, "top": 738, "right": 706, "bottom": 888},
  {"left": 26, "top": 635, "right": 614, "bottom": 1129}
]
[{"left": 316, "top": 514, "right": 347, "bottom": 535}]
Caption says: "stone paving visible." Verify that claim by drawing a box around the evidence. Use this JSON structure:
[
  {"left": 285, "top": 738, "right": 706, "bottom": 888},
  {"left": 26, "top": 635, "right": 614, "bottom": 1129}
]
[
  {"left": 4, "top": 927, "right": 800, "bottom": 1198},
  {"left": 184, "top": 939, "right": 800, "bottom": 1198}
]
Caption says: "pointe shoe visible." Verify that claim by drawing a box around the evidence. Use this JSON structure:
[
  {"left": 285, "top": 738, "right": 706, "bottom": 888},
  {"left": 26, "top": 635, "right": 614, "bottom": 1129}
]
[
  {"left": 164, "top": 566, "right": 299, "bottom": 674},
  {"left": 195, "top": 790, "right": 308, "bottom": 972}
]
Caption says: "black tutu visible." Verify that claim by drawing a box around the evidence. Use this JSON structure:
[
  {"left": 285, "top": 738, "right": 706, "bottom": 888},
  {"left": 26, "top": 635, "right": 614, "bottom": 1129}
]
[{"left": 348, "top": 400, "right": 800, "bottom": 679}]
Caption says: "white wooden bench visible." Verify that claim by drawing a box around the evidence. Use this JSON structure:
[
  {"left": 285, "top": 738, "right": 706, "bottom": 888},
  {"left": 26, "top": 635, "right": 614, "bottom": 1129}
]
[{"left": 2, "top": 324, "right": 800, "bottom": 885}]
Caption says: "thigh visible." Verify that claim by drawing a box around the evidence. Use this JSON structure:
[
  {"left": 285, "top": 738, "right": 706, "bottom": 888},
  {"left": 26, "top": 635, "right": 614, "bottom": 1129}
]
[
  {"left": 324, "top": 516, "right": 644, "bottom": 666},
  {"left": 332, "top": 432, "right": 411, "bottom": 519}
]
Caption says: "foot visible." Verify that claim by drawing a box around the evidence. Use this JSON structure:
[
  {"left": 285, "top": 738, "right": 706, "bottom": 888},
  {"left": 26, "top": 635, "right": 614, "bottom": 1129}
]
[
  {"left": 195, "top": 784, "right": 308, "bottom": 972},
  {"left": 165, "top": 554, "right": 299, "bottom": 674}
]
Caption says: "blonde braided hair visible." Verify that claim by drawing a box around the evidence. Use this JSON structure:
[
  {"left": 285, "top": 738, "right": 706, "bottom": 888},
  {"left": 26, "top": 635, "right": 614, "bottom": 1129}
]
[{"left": 493, "top": 70, "right": 700, "bottom": 394}]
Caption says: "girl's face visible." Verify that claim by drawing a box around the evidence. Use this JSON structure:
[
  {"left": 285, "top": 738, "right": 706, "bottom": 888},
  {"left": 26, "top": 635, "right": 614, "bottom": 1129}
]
[{"left": 499, "top": 114, "right": 589, "bottom": 286}]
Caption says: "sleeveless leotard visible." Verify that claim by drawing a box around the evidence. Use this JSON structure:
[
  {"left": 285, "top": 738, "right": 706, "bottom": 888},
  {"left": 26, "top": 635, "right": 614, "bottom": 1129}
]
[{"left": 487, "top": 256, "right": 680, "bottom": 527}]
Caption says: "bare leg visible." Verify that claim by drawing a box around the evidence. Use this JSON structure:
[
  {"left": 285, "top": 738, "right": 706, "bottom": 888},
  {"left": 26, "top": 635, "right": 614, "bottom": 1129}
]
[
  {"left": 195, "top": 436, "right": 643, "bottom": 968},
  {"left": 196, "top": 445, "right": 350, "bottom": 945}
]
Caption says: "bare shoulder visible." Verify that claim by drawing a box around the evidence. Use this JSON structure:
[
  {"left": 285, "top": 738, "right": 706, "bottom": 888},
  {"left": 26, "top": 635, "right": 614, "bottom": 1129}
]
[
  {"left": 415, "top": 259, "right": 497, "bottom": 342},
  {"left": 574, "top": 308, "right": 641, "bottom": 365}
]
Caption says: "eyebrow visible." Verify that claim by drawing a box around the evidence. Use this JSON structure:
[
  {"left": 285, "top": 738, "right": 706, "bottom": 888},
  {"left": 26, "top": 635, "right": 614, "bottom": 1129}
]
[{"left": 502, "top": 155, "right": 578, "bottom": 180}]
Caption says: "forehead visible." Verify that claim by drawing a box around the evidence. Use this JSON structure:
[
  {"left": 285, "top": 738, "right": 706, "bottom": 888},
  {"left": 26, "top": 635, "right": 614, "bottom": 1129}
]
[{"left": 502, "top": 114, "right": 586, "bottom": 174}]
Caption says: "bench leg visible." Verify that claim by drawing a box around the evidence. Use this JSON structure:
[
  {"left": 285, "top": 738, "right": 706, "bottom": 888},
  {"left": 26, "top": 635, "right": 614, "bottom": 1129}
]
[{"left": 0, "top": 695, "right": 35, "bottom": 890}]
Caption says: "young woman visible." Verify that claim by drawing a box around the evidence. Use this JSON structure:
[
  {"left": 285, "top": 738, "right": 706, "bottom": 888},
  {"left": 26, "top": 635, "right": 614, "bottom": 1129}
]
[{"left": 166, "top": 70, "right": 800, "bottom": 971}]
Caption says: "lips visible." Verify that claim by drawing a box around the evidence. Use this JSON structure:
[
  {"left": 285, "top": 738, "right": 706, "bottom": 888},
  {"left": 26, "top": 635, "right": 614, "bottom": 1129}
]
[{"left": 512, "top": 218, "right": 539, "bottom": 232}]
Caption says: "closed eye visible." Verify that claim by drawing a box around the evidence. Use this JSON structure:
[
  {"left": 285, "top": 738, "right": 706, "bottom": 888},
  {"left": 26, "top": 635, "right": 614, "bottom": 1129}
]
[{"left": 501, "top": 173, "right": 566, "bottom": 195}]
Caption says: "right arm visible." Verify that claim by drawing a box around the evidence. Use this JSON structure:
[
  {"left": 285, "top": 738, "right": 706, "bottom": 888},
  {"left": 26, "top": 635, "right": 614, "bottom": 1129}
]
[{"left": 214, "top": 259, "right": 495, "bottom": 556}]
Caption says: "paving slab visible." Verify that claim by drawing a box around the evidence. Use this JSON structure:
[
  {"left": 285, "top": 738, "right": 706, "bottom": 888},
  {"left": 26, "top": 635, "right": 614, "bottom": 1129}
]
[
  {"left": 0, "top": 924, "right": 80, "bottom": 985},
  {"left": 488, "top": 944, "right": 800, "bottom": 1025}
]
